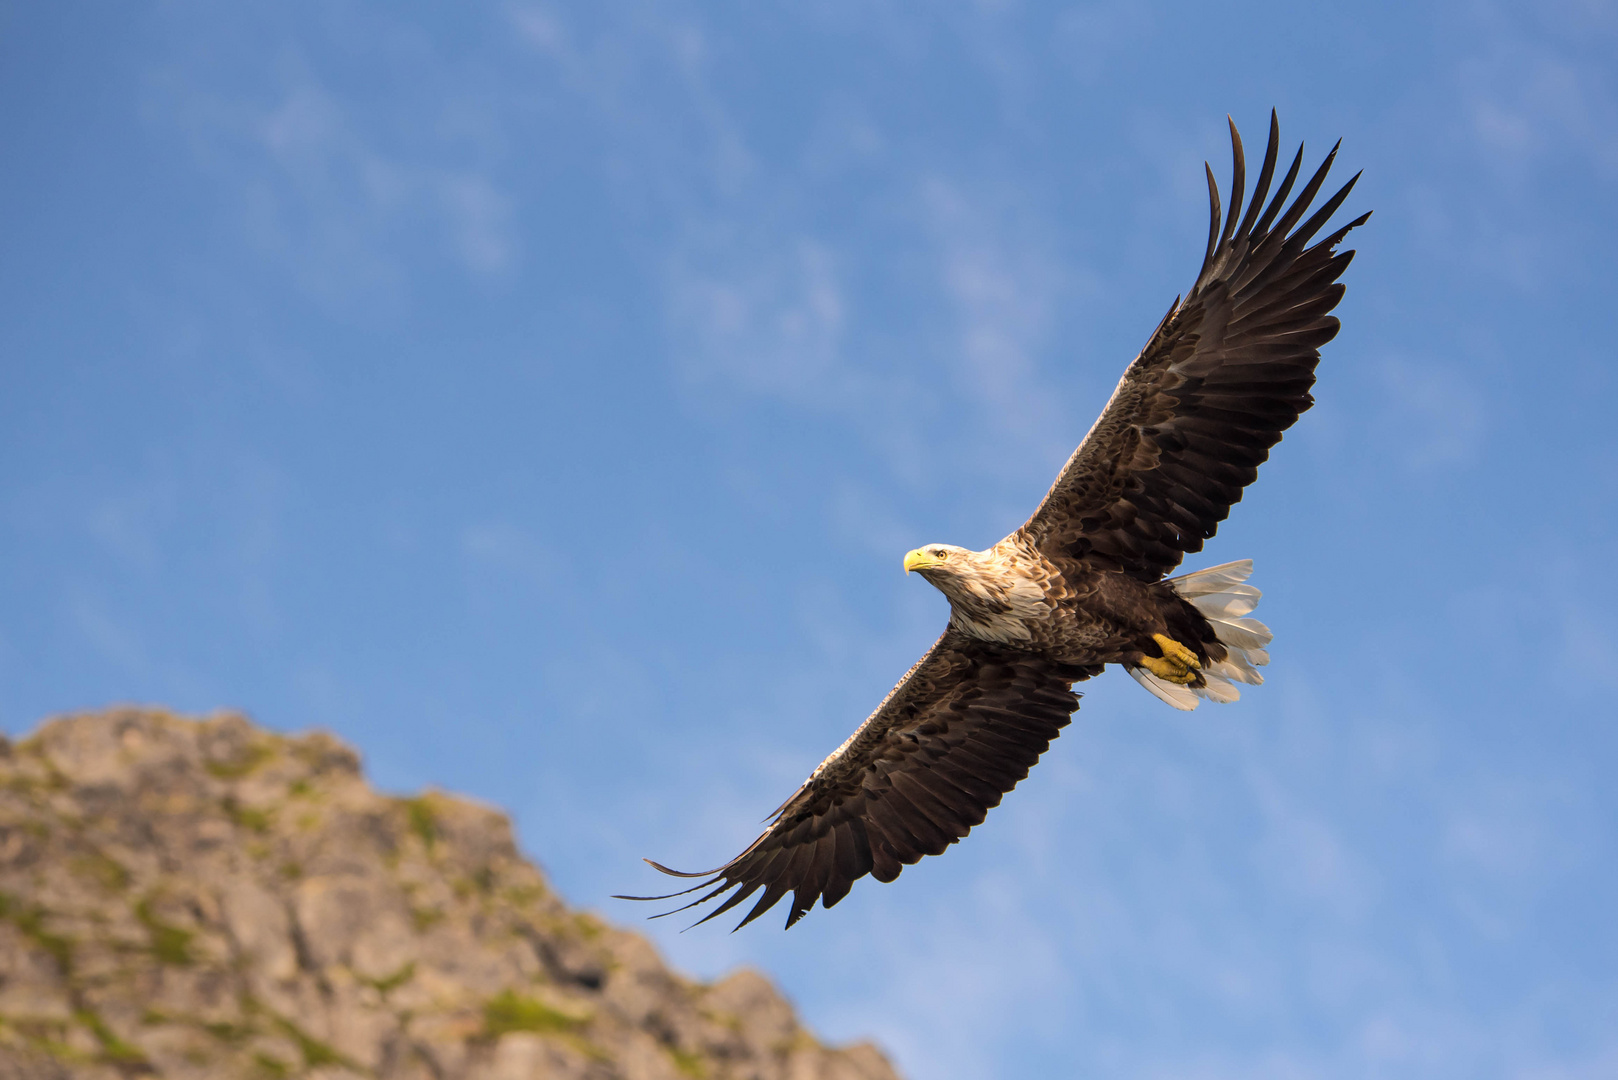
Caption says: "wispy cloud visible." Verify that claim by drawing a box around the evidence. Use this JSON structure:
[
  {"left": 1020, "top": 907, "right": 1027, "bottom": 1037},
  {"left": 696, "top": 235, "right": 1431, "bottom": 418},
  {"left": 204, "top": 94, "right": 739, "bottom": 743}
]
[
  {"left": 668, "top": 237, "right": 853, "bottom": 404},
  {"left": 1374, "top": 355, "right": 1488, "bottom": 473},
  {"left": 844, "top": 877, "right": 1071, "bottom": 1080},
  {"left": 461, "top": 522, "right": 560, "bottom": 592},
  {"left": 1053, "top": 0, "right": 1158, "bottom": 86},
  {"left": 87, "top": 477, "right": 178, "bottom": 574},
  {"left": 67, "top": 588, "right": 153, "bottom": 680},
  {"left": 922, "top": 176, "right": 1071, "bottom": 458},
  {"left": 1458, "top": 7, "right": 1618, "bottom": 180},
  {"left": 150, "top": 37, "right": 518, "bottom": 311}
]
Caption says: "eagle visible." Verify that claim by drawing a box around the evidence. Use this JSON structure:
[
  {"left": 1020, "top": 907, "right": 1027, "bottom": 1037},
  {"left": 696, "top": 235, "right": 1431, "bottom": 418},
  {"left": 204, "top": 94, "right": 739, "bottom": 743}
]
[{"left": 620, "top": 112, "right": 1368, "bottom": 930}]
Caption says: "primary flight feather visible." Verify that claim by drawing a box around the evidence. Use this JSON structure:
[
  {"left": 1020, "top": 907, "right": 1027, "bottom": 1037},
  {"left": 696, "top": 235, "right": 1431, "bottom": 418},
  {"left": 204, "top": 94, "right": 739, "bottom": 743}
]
[{"left": 619, "top": 112, "right": 1369, "bottom": 930}]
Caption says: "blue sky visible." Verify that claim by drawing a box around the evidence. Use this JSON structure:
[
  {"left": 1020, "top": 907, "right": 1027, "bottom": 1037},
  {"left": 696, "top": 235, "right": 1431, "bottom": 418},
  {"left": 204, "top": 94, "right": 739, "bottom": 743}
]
[{"left": 4, "top": 1, "right": 1617, "bottom": 1077}]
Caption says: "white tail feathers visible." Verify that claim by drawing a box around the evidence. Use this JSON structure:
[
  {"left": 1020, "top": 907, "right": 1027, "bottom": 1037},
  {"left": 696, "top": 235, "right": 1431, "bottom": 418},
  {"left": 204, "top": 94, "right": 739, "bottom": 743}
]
[
  {"left": 1127, "top": 665, "right": 1201, "bottom": 710},
  {"left": 1127, "top": 559, "right": 1273, "bottom": 711}
]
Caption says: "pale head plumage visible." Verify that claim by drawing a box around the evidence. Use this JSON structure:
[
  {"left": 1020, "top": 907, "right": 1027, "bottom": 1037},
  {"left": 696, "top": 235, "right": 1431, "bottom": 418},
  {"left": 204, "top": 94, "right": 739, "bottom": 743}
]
[{"left": 903, "top": 541, "right": 1050, "bottom": 644}]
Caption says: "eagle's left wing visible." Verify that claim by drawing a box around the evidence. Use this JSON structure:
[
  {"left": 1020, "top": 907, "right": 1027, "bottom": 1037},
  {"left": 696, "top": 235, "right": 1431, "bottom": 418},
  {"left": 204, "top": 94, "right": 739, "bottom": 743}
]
[
  {"left": 1019, "top": 113, "right": 1367, "bottom": 581},
  {"left": 618, "top": 634, "right": 1094, "bottom": 930}
]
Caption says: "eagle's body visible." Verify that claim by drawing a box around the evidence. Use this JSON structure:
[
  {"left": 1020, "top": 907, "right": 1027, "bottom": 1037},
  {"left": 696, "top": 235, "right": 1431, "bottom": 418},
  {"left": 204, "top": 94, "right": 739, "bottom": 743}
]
[
  {"left": 621, "top": 113, "right": 1368, "bottom": 930},
  {"left": 916, "top": 538, "right": 1212, "bottom": 663}
]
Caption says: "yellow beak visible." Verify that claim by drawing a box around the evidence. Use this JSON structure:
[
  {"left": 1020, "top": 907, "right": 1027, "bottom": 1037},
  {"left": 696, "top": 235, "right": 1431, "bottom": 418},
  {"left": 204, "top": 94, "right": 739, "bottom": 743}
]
[{"left": 903, "top": 549, "right": 935, "bottom": 574}]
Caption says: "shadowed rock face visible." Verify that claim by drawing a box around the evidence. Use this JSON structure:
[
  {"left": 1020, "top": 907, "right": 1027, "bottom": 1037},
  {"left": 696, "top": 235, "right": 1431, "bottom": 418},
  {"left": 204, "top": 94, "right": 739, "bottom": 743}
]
[{"left": 0, "top": 709, "right": 900, "bottom": 1080}]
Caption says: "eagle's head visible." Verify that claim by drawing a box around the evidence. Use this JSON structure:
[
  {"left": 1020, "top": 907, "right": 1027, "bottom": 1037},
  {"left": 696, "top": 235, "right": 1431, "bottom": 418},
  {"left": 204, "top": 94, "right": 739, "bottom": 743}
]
[
  {"left": 903, "top": 544, "right": 974, "bottom": 578},
  {"left": 902, "top": 543, "right": 991, "bottom": 605},
  {"left": 903, "top": 542, "right": 1048, "bottom": 644}
]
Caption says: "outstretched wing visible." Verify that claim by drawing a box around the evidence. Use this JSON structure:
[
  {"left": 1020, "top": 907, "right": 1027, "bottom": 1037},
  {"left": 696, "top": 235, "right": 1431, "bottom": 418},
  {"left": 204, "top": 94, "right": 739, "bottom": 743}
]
[
  {"left": 1020, "top": 112, "right": 1370, "bottom": 580},
  {"left": 618, "top": 635, "right": 1094, "bottom": 930}
]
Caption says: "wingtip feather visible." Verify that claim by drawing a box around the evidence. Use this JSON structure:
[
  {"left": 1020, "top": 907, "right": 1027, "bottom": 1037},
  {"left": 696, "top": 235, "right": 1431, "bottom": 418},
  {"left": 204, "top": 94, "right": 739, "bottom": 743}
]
[{"left": 646, "top": 857, "right": 723, "bottom": 879}]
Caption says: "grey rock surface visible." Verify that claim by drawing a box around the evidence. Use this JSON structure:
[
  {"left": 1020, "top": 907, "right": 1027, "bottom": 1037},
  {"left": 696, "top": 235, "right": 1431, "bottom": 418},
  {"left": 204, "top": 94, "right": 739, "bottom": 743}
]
[{"left": 0, "top": 709, "right": 900, "bottom": 1080}]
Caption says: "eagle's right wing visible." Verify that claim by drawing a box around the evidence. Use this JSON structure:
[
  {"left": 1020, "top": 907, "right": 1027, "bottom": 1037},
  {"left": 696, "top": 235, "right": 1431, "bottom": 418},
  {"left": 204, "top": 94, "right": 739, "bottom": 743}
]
[{"left": 618, "top": 635, "right": 1094, "bottom": 930}]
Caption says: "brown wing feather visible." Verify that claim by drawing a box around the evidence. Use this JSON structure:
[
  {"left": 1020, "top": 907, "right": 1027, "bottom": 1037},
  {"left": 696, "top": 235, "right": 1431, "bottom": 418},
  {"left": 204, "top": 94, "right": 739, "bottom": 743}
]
[
  {"left": 1019, "top": 112, "right": 1370, "bottom": 580},
  {"left": 616, "top": 634, "right": 1092, "bottom": 930}
]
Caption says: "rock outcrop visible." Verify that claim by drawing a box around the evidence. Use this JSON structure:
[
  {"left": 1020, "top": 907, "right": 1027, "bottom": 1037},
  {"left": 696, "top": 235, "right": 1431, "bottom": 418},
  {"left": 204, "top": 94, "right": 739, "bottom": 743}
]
[{"left": 0, "top": 709, "right": 899, "bottom": 1080}]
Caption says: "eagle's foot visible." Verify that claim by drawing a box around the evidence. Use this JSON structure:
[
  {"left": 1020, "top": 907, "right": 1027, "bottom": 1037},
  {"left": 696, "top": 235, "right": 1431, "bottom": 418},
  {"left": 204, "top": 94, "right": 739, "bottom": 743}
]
[{"left": 1139, "top": 634, "right": 1202, "bottom": 685}]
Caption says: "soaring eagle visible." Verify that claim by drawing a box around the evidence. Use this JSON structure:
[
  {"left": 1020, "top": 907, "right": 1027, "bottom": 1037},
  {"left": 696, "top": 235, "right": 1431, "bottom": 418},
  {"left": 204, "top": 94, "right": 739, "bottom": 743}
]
[{"left": 621, "top": 113, "right": 1368, "bottom": 930}]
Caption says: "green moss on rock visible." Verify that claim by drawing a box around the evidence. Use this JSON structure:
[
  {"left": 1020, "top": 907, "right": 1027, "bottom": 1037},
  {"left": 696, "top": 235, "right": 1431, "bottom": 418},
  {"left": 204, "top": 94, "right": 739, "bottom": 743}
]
[
  {"left": 404, "top": 796, "right": 439, "bottom": 851},
  {"left": 481, "top": 990, "right": 585, "bottom": 1039},
  {"left": 204, "top": 741, "right": 273, "bottom": 780},
  {"left": 77, "top": 1008, "right": 148, "bottom": 1067},
  {"left": 0, "top": 893, "right": 76, "bottom": 975},
  {"left": 135, "top": 896, "right": 195, "bottom": 966}
]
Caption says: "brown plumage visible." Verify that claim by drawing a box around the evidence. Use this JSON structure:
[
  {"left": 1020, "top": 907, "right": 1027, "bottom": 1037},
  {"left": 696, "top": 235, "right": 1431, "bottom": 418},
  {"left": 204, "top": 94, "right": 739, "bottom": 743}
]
[{"left": 618, "top": 112, "right": 1368, "bottom": 930}]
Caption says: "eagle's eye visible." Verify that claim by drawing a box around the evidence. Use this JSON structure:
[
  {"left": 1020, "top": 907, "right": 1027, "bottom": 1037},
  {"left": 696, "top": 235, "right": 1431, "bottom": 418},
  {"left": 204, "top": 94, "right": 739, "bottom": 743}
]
[{"left": 932, "top": 548, "right": 948, "bottom": 558}]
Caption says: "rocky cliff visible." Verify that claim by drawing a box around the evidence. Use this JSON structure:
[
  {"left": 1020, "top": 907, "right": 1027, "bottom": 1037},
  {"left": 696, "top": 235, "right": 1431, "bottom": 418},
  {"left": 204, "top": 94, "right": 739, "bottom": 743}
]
[{"left": 0, "top": 709, "right": 899, "bottom": 1080}]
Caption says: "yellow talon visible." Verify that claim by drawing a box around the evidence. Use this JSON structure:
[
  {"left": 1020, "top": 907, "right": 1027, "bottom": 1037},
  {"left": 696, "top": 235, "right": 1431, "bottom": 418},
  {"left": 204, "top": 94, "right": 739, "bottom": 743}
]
[
  {"left": 1138, "top": 634, "right": 1201, "bottom": 685},
  {"left": 1153, "top": 633, "right": 1201, "bottom": 671}
]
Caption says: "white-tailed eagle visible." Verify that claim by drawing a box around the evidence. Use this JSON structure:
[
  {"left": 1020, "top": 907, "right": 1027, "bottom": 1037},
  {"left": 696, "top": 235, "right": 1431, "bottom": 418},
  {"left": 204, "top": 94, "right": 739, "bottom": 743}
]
[{"left": 620, "top": 113, "right": 1368, "bottom": 930}]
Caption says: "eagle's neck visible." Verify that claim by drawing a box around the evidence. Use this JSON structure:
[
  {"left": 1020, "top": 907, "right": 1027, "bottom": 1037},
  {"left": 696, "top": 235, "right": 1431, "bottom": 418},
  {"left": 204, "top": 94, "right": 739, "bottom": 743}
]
[{"left": 931, "top": 542, "right": 1050, "bottom": 645}]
